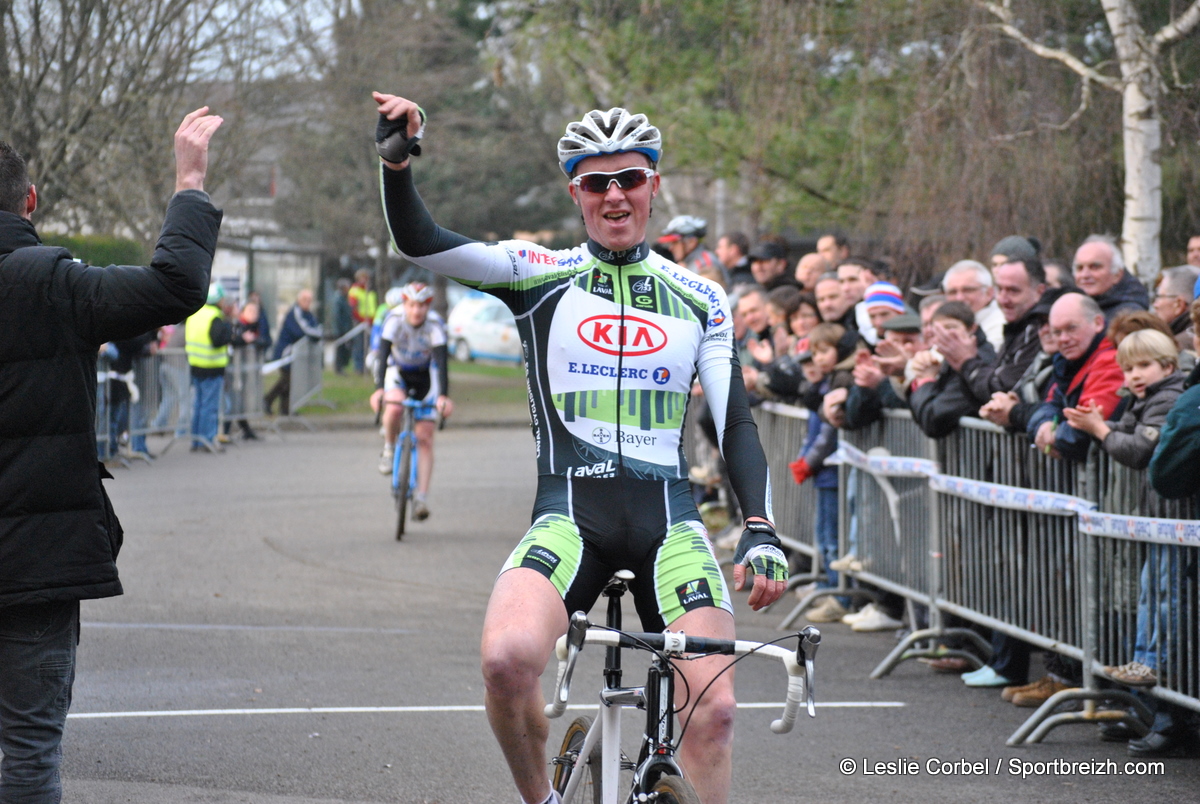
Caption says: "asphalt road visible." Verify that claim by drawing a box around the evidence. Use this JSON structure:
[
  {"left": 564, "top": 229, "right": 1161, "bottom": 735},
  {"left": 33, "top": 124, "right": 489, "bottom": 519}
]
[{"left": 59, "top": 426, "right": 1200, "bottom": 803}]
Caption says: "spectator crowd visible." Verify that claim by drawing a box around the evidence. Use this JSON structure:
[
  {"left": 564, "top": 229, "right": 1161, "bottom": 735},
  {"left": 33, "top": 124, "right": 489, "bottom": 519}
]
[
  {"left": 96, "top": 283, "right": 335, "bottom": 460},
  {"left": 656, "top": 218, "right": 1200, "bottom": 759}
]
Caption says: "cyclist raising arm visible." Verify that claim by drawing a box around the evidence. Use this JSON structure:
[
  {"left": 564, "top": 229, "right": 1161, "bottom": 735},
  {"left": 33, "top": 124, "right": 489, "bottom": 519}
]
[
  {"left": 373, "top": 90, "right": 786, "bottom": 804},
  {"left": 370, "top": 282, "right": 452, "bottom": 521}
]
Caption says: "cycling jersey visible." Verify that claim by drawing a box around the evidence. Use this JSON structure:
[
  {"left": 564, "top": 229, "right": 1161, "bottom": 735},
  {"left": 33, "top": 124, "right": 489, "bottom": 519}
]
[
  {"left": 375, "top": 308, "right": 448, "bottom": 403},
  {"left": 379, "top": 164, "right": 771, "bottom": 523},
  {"left": 381, "top": 308, "right": 445, "bottom": 371}
]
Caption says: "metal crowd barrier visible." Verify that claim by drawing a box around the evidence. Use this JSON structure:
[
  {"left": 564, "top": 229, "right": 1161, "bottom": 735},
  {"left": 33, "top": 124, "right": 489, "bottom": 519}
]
[
  {"left": 748, "top": 403, "right": 1200, "bottom": 745},
  {"left": 753, "top": 402, "right": 820, "bottom": 581},
  {"left": 95, "top": 346, "right": 270, "bottom": 458},
  {"left": 225, "top": 346, "right": 267, "bottom": 426}
]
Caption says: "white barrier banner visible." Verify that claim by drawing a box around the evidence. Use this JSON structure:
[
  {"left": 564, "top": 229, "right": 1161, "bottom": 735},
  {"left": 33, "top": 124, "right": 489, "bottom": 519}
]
[
  {"left": 927, "top": 473, "right": 1095, "bottom": 516},
  {"left": 1079, "top": 511, "right": 1200, "bottom": 546},
  {"left": 830, "top": 442, "right": 940, "bottom": 478}
]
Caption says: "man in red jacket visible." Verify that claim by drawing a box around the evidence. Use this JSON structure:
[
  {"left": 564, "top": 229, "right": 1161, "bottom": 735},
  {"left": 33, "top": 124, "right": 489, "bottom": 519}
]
[{"left": 1029, "top": 293, "right": 1124, "bottom": 460}]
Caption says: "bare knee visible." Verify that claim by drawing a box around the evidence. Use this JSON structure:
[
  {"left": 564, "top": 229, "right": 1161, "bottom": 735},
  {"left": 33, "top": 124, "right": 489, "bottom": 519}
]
[
  {"left": 684, "top": 688, "right": 736, "bottom": 749},
  {"left": 481, "top": 633, "right": 546, "bottom": 700}
]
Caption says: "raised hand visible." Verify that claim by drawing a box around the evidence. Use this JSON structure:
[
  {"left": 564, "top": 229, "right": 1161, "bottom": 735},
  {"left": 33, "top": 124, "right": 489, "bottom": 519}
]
[{"left": 174, "top": 107, "right": 223, "bottom": 193}]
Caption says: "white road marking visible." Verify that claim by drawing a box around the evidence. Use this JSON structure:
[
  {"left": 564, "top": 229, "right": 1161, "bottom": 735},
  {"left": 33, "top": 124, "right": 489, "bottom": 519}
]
[
  {"left": 69, "top": 702, "right": 904, "bottom": 720},
  {"left": 82, "top": 622, "right": 417, "bottom": 635}
]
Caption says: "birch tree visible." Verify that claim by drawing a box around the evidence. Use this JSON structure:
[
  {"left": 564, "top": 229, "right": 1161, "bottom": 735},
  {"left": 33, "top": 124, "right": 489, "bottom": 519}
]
[{"left": 979, "top": 0, "right": 1200, "bottom": 279}]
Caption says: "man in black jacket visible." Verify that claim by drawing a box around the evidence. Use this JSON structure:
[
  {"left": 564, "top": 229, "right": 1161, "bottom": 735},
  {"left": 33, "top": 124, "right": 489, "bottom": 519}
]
[
  {"left": 0, "top": 108, "right": 222, "bottom": 803},
  {"left": 935, "top": 257, "right": 1048, "bottom": 408}
]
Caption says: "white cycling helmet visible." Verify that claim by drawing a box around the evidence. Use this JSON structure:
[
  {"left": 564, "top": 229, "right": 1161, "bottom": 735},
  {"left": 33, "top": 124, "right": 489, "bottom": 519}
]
[
  {"left": 659, "top": 215, "right": 707, "bottom": 242},
  {"left": 384, "top": 286, "right": 405, "bottom": 307},
  {"left": 558, "top": 107, "right": 662, "bottom": 177},
  {"left": 400, "top": 282, "right": 434, "bottom": 303}
]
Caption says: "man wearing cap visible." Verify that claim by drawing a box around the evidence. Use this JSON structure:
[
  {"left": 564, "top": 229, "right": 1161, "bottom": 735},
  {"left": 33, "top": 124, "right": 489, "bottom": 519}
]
[
  {"left": 841, "top": 313, "right": 925, "bottom": 429},
  {"left": 186, "top": 282, "right": 234, "bottom": 452},
  {"left": 936, "top": 257, "right": 1049, "bottom": 408},
  {"left": 659, "top": 214, "right": 728, "bottom": 287},
  {"left": 862, "top": 282, "right": 908, "bottom": 332},
  {"left": 748, "top": 239, "right": 798, "bottom": 291},
  {"left": 1072, "top": 234, "right": 1149, "bottom": 323},
  {"left": 990, "top": 234, "right": 1040, "bottom": 269}
]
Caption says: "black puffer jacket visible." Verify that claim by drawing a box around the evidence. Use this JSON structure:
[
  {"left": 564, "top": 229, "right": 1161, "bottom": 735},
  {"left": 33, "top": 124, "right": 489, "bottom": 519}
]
[
  {"left": 1093, "top": 271, "right": 1149, "bottom": 323},
  {"left": 0, "top": 190, "right": 220, "bottom": 607},
  {"left": 910, "top": 331, "right": 997, "bottom": 438}
]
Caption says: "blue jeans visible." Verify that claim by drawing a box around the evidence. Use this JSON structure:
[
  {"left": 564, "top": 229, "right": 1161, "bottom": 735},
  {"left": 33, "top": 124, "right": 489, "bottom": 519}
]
[
  {"left": 815, "top": 486, "right": 849, "bottom": 606},
  {"left": 190, "top": 373, "right": 224, "bottom": 448},
  {"left": 815, "top": 486, "right": 839, "bottom": 587},
  {"left": 1134, "top": 545, "right": 1180, "bottom": 672},
  {"left": 0, "top": 600, "right": 79, "bottom": 804}
]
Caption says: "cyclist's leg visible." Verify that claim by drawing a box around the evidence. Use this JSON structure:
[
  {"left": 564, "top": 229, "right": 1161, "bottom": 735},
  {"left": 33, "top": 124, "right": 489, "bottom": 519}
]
[
  {"left": 413, "top": 419, "right": 435, "bottom": 495},
  {"left": 381, "top": 384, "right": 405, "bottom": 449},
  {"left": 483, "top": 497, "right": 607, "bottom": 804},
  {"left": 481, "top": 567, "right": 566, "bottom": 804},
  {"left": 636, "top": 513, "right": 736, "bottom": 804},
  {"left": 668, "top": 606, "right": 736, "bottom": 804}
]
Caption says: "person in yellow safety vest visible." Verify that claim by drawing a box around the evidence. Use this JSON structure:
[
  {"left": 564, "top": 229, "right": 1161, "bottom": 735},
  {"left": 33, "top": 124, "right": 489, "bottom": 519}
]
[
  {"left": 185, "top": 282, "right": 232, "bottom": 452},
  {"left": 348, "top": 268, "right": 377, "bottom": 373}
]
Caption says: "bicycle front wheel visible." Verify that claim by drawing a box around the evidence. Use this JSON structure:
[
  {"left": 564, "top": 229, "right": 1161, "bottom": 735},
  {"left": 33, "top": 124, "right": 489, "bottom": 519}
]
[
  {"left": 552, "top": 715, "right": 602, "bottom": 804},
  {"left": 649, "top": 774, "right": 701, "bottom": 804},
  {"left": 394, "top": 435, "right": 413, "bottom": 541}
]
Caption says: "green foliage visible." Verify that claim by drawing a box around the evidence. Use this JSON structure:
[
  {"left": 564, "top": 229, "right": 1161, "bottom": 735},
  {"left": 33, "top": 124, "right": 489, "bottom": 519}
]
[
  {"left": 276, "top": 0, "right": 573, "bottom": 258},
  {"left": 490, "top": 0, "right": 1199, "bottom": 275},
  {"left": 40, "top": 234, "right": 148, "bottom": 266}
]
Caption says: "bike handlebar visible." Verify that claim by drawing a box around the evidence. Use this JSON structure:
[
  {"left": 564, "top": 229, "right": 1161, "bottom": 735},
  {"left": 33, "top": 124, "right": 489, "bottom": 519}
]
[{"left": 544, "top": 617, "right": 820, "bottom": 734}]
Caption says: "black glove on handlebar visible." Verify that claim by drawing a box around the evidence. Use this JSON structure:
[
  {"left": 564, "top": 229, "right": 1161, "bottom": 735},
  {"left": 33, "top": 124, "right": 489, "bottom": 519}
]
[{"left": 376, "top": 107, "right": 426, "bottom": 162}]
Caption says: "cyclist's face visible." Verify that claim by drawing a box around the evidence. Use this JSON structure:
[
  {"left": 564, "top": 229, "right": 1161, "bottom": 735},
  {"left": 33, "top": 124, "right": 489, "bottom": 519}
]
[
  {"left": 404, "top": 298, "right": 431, "bottom": 327},
  {"left": 569, "top": 152, "right": 659, "bottom": 254}
]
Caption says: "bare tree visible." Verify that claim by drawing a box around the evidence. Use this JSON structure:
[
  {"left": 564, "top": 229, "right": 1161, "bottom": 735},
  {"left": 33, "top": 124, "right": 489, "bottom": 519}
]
[
  {"left": 979, "top": 0, "right": 1200, "bottom": 279},
  {"left": 1, "top": 0, "right": 295, "bottom": 242}
]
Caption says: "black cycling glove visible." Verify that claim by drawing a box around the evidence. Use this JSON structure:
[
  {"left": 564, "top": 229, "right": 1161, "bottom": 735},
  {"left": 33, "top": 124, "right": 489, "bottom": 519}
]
[
  {"left": 733, "top": 521, "right": 788, "bottom": 583},
  {"left": 376, "top": 107, "right": 427, "bottom": 163}
]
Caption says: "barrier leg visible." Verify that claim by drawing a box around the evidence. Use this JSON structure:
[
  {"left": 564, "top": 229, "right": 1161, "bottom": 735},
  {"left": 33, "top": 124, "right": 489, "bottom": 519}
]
[
  {"left": 1007, "top": 688, "right": 1153, "bottom": 746},
  {"left": 868, "top": 626, "right": 991, "bottom": 679}
]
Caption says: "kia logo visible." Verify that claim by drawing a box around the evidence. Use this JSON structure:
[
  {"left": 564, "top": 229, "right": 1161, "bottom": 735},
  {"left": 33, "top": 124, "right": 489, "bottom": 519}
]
[{"left": 577, "top": 315, "right": 668, "bottom": 356}]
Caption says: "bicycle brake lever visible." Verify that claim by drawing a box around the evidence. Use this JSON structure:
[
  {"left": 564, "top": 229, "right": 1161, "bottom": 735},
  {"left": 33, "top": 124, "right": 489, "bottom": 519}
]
[
  {"left": 547, "top": 612, "right": 590, "bottom": 716},
  {"left": 799, "top": 626, "right": 820, "bottom": 717}
]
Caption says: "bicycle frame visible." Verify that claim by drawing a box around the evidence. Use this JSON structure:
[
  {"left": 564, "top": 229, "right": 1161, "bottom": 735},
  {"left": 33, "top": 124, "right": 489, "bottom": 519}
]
[
  {"left": 391, "top": 398, "right": 436, "bottom": 496},
  {"left": 547, "top": 572, "right": 820, "bottom": 804}
]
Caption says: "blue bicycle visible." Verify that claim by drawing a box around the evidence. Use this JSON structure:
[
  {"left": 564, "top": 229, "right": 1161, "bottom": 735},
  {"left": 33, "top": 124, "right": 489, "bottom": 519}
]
[{"left": 392, "top": 398, "right": 437, "bottom": 540}]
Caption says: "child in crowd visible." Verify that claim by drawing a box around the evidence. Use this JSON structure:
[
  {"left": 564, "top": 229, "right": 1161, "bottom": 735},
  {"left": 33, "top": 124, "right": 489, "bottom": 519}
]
[
  {"left": 1064, "top": 329, "right": 1185, "bottom": 471},
  {"left": 789, "top": 323, "right": 861, "bottom": 623},
  {"left": 1063, "top": 329, "right": 1189, "bottom": 754}
]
